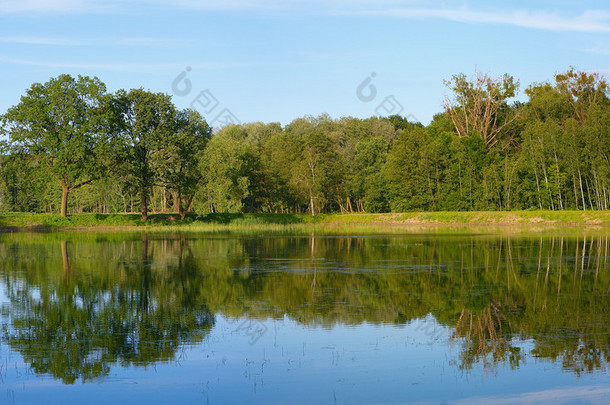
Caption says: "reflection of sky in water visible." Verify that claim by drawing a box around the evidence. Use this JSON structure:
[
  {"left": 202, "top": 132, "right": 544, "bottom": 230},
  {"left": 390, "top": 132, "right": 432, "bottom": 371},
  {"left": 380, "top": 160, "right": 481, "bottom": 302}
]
[
  {"left": 1, "top": 309, "right": 608, "bottom": 405},
  {"left": 0, "top": 282, "right": 8, "bottom": 305},
  {"left": 1, "top": 233, "right": 609, "bottom": 404}
]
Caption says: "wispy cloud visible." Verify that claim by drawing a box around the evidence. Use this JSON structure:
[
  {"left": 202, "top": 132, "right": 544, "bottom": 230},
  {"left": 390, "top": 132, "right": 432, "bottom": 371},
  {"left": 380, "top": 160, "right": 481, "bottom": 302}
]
[
  {"left": 0, "top": 36, "right": 85, "bottom": 45},
  {"left": 0, "top": 0, "right": 283, "bottom": 14},
  {"left": 114, "top": 37, "right": 182, "bottom": 47},
  {"left": 0, "top": 36, "right": 185, "bottom": 48},
  {"left": 0, "top": 55, "right": 270, "bottom": 72},
  {"left": 0, "top": 55, "right": 179, "bottom": 71},
  {"left": 2, "top": 0, "right": 609, "bottom": 35},
  {"left": 446, "top": 385, "right": 610, "bottom": 405},
  {"left": 347, "top": 7, "right": 610, "bottom": 33},
  {"left": 582, "top": 41, "right": 610, "bottom": 55},
  {"left": 0, "top": 0, "right": 114, "bottom": 14},
  {"left": 297, "top": 49, "right": 376, "bottom": 60},
  {"left": 165, "top": 0, "right": 280, "bottom": 12}
]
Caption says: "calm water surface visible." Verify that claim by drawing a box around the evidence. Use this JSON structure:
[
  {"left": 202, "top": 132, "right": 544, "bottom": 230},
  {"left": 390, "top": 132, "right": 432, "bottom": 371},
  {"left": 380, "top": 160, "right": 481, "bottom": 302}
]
[{"left": 0, "top": 232, "right": 609, "bottom": 404}]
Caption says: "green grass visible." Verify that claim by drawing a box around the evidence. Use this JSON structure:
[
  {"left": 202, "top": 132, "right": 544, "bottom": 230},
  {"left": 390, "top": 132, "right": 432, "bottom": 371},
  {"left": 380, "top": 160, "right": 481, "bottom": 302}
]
[{"left": 1, "top": 210, "right": 610, "bottom": 234}]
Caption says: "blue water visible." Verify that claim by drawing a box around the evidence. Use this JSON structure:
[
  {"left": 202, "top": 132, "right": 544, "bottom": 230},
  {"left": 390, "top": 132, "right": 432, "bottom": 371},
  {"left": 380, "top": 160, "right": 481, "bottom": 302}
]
[{"left": 0, "top": 233, "right": 608, "bottom": 404}]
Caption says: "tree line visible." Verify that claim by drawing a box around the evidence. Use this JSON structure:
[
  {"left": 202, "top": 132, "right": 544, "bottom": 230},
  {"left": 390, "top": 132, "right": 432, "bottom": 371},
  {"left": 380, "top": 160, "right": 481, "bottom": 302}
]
[{"left": 1, "top": 68, "right": 609, "bottom": 218}]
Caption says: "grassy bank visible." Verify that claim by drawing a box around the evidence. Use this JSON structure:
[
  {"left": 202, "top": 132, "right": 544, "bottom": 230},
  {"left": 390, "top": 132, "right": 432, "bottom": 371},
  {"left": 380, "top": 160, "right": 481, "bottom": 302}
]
[{"left": 1, "top": 211, "right": 610, "bottom": 234}]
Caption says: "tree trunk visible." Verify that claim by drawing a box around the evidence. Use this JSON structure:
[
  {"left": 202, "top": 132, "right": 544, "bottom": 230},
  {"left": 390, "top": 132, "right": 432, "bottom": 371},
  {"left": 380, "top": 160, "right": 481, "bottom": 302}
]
[
  {"left": 593, "top": 170, "right": 602, "bottom": 210},
  {"left": 60, "top": 186, "right": 70, "bottom": 217},
  {"left": 180, "top": 200, "right": 186, "bottom": 220},
  {"left": 541, "top": 161, "right": 554, "bottom": 210},
  {"left": 309, "top": 192, "right": 315, "bottom": 216},
  {"left": 141, "top": 191, "right": 148, "bottom": 221},
  {"left": 585, "top": 176, "right": 594, "bottom": 210},
  {"left": 578, "top": 168, "right": 586, "bottom": 211},
  {"left": 176, "top": 190, "right": 186, "bottom": 220},
  {"left": 346, "top": 197, "right": 354, "bottom": 213},
  {"left": 553, "top": 152, "right": 564, "bottom": 210},
  {"left": 180, "top": 196, "right": 194, "bottom": 220}
]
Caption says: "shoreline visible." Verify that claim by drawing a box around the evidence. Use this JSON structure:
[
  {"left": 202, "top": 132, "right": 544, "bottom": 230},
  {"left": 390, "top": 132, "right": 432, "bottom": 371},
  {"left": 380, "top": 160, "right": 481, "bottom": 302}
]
[{"left": 1, "top": 211, "right": 610, "bottom": 234}]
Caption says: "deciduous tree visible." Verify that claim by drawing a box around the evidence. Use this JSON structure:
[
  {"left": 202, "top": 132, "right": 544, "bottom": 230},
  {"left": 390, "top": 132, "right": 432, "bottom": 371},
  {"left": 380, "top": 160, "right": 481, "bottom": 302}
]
[
  {"left": 443, "top": 72, "right": 519, "bottom": 150},
  {"left": 112, "top": 89, "right": 176, "bottom": 220},
  {"left": 1, "top": 74, "right": 108, "bottom": 216},
  {"left": 154, "top": 109, "right": 211, "bottom": 219}
]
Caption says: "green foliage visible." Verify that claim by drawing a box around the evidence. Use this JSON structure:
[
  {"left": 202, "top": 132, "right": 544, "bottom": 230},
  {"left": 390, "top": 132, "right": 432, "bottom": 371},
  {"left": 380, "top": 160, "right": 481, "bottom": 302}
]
[
  {"left": 199, "top": 125, "right": 260, "bottom": 213},
  {"left": 1, "top": 74, "right": 108, "bottom": 216},
  {"left": 155, "top": 108, "right": 212, "bottom": 218},
  {"left": 0, "top": 154, "right": 55, "bottom": 212},
  {"left": 386, "top": 127, "right": 451, "bottom": 211},
  {"left": 2, "top": 69, "right": 610, "bottom": 215},
  {"left": 443, "top": 71, "right": 520, "bottom": 150},
  {"left": 294, "top": 131, "right": 346, "bottom": 214},
  {"left": 111, "top": 88, "right": 177, "bottom": 220},
  {"left": 258, "top": 132, "right": 302, "bottom": 212}
]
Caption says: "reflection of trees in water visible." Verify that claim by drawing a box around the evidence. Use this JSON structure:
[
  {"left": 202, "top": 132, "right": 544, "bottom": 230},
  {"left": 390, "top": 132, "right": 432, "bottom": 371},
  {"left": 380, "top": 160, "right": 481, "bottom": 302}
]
[
  {"left": 235, "top": 234, "right": 610, "bottom": 374},
  {"left": 1, "top": 235, "right": 214, "bottom": 384},
  {"left": 447, "top": 235, "right": 610, "bottom": 373},
  {"left": 0, "top": 233, "right": 609, "bottom": 378},
  {"left": 452, "top": 301, "right": 522, "bottom": 370}
]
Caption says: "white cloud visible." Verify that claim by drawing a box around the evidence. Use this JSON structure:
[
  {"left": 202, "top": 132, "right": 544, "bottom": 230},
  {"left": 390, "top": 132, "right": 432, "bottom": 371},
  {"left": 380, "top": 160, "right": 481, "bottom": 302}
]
[
  {"left": 0, "top": 0, "right": 113, "bottom": 14},
  {"left": 445, "top": 385, "right": 610, "bottom": 405},
  {"left": 0, "top": 55, "right": 178, "bottom": 71},
  {"left": 348, "top": 7, "right": 610, "bottom": 33},
  {"left": 582, "top": 42, "right": 610, "bottom": 55},
  {"left": 0, "top": 55, "right": 269, "bottom": 72},
  {"left": 1, "top": 0, "right": 609, "bottom": 34},
  {"left": 0, "top": 36, "right": 85, "bottom": 45},
  {"left": 0, "top": 0, "right": 290, "bottom": 14},
  {"left": 114, "top": 37, "right": 184, "bottom": 47},
  {"left": 0, "top": 36, "right": 185, "bottom": 48}
]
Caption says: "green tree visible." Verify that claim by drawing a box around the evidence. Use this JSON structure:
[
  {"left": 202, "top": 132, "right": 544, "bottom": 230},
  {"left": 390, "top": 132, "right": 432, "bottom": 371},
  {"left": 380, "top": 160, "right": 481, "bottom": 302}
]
[
  {"left": 352, "top": 136, "right": 390, "bottom": 212},
  {"left": 200, "top": 125, "right": 259, "bottom": 213},
  {"left": 554, "top": 68, "right": 608, "bottom": 126},
  {"left": 259, "top": 132, "right": 304, "bottom": 212},
  {"left": 443, "top": 71, "right": 519, "bottom": 150},
  {"left": 385, "top": 127, "right": 447, "bottom": 211},
  {"left": 1, "top": 75, "right": 108, "bottom": 216},
  {"left": 155, "top": 109, "right": 211, "bottom": 219},
  {"left": 338, "top": 117, "right": 397, "bottom": 212},
  {"left": 112, "top": 89, "right": 176, "bottom": 220},
  {"left": 0, "top": 154, "right": 54, "bottom": 212},
  {"left": 522, "top": 69, "right": 610, "bottom": 210},
  {"left": 293, "top": 131, "right": 345, "bottom": 215}
]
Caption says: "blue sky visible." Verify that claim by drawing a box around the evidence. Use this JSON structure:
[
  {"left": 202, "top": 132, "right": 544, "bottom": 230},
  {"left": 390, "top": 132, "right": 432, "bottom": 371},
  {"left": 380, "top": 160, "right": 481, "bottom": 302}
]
[{"left": 1, "top": 0, "right": 609, "bottom": 126}]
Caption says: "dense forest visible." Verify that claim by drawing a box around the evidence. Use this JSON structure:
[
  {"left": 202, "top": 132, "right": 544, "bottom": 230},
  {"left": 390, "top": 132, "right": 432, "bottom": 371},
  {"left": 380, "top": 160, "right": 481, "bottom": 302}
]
[{"left": 0, "top": 68, "right": 609, "bottom": 218}]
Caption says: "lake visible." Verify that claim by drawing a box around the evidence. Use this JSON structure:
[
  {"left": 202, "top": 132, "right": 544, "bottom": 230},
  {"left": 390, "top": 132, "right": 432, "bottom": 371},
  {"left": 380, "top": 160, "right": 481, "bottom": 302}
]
[{"left": 0, "top": 232, "right": 609, "bottom": 404}]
